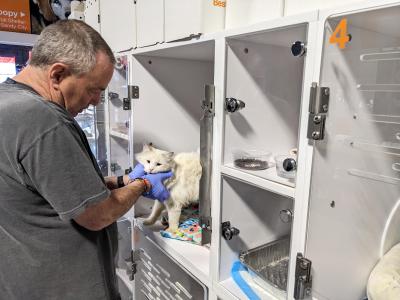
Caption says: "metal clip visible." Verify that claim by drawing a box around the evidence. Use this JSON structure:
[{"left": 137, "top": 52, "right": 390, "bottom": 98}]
[
  {"left": 294, "top": 253, "right": 312, "bottom": 299},
  {"left": 307, "top": 83, "right": 329, "bottom": 140}
]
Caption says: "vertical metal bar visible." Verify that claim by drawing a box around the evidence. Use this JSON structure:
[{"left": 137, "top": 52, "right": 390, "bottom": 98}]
[{"left": 199, "top": 84, "right": 214, "bottom": 245}]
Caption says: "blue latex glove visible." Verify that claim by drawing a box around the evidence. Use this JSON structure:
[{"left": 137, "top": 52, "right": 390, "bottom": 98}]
[
  {"left": 128, "top": 163, "right": 146, "bottom": 180},
  {"left": 142, "top": 171, "right": 173, "bottom": 202}
]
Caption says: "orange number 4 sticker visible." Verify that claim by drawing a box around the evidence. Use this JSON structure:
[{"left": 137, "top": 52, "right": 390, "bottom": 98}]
[{"left": 329, "top": 18, "right": 350, "bottom": 49}]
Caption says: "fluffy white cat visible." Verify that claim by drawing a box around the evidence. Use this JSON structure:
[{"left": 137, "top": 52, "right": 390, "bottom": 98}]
[{"left": 136, "top": 144, "right": 202, "bottom": 232}]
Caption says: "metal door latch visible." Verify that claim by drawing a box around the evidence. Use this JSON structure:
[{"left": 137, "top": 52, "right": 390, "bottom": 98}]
[
  {"left": 225, "top": 97, "right": 245, "bottom": 113},
  {"left": 307, "top": 82, "right": 330, "bottom": 140},
  {"left": 291, "top": 41, "right": 307, "bottom": 57},
  {"left": 221, "top": 221, "right": 240, "bottom": 240},
  {"left": 127, "top": 249, "right": 142, "bottom": 281},
  {"left": 201, "top": 85, "right": 215, "bottom": 118},
  {"left": 123, "top": 98, "right": 131, "bottom": 110},
  {"left": 294, "top": 253, "right": 312, "bottom": 299}
]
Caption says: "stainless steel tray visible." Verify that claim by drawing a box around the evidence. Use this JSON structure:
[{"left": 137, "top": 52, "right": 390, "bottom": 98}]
[{"left": 239, "top": 236, "right": 290, "bottom": 291}]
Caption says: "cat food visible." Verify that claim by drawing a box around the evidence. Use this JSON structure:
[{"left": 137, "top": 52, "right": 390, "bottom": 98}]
[
  {"left": 232, "top": 149, "right": 272, "bottom": 170},
  {"left": 234, "top": 158, "right": 269, "bottom": 170}
]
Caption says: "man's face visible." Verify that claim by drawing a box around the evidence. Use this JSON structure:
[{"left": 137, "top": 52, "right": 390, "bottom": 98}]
[{"left": 60, "top": 51, "right": 114, "bottom": 117}]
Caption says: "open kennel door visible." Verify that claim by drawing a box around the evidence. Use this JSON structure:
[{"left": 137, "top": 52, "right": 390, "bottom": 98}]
[
  {"left": 131, "top": 226, "right": 207, "bottom": 300},
  {"left": 301, "top": 5, "right": 400, "bottom": 300}
]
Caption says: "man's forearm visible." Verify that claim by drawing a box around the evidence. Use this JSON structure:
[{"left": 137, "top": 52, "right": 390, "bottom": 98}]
[{"left": 74, "top": 180, "right": 145, "bottom": 230}]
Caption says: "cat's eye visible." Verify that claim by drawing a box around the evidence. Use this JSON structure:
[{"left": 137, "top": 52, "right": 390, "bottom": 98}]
[
  {"left": 147, "top": 160, "right": 150, "bottom": 163},
  {"left": 156, "top": 163, "right": 162, "bottom": 166}
]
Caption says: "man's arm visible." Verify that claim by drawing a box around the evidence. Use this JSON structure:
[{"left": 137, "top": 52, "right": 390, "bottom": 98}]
[
  {"left": 74, "top": 179, "right": 146, "bottom": 230},
  {"left": 105, "top": 164, "right": 146, "bottom": 190},
  {"left": 104, "top": 175, "right": 130, "bottom": 190}
]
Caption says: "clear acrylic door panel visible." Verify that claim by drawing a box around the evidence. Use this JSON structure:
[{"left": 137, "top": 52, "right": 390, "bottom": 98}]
[
  {"left": 305, "top": 6, "right": 400, "bottom": 300},
  {"left": 75, "top": 101, "right": 109, "bottom": 177},
  {"left": 108, "top": 55, "right": 131, "bottom": 176},
  {"left": 133, "top": 226, "right": 207, "bottom": 300}
]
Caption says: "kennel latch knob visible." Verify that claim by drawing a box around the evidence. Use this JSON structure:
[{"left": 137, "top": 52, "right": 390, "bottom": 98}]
[
  {"left": 225, "top": 97, "right": 246, "bottom": 113},
  {"left": 222, "top": 221, "right": 240, "bottom": 240},
  {"left": 291, "top": 41, "right": 307, "bottom": 57},
  {"left": 283, "top": 158, "right": 297, "bottom": 172}
]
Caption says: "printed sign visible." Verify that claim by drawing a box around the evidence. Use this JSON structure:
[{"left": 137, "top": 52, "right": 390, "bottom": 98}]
[
  {"left": 0, "top": 0, "right": 31, "bottom": 33},
  {"left": 0, "top": 56, "right": 16, "bottom": 83},
  {"left": 213, "top": 0, "right": 226, "bottom": 8},
  {"left": 329, "top": 18, "right": 351, "bottom": 50}
]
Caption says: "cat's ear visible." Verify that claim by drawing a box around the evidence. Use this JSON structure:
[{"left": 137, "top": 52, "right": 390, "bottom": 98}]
[
  {"left": 167, "top": 152, "right": 174, "bottom": 159},
  {"left": 143, "top": 143, "right": 153, "bottom": 151}
]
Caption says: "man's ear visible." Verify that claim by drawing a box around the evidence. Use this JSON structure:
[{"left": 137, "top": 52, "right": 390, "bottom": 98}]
[{"left": 48, "top": 63, "right": 70, "bottom": 88}]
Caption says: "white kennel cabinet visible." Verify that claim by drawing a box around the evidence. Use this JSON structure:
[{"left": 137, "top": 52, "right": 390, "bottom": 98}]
[{"left": 88, "top": 1, "right": 400, "bottom": 299}]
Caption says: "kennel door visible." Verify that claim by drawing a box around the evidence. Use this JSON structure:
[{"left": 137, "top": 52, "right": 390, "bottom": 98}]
[
  {"left": 304, "top": 5, "right": 400, "bottom": 300},
  {"left": 108, "top": 55, "right": 132, "bottom": 178},
  {"left": 132, "top": 226, "right": 207, "bottom": 300}
]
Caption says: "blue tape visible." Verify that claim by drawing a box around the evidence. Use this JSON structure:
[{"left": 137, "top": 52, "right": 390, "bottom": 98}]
[{"left": 231, "top": 261, "right": 261, "bottom": 300}]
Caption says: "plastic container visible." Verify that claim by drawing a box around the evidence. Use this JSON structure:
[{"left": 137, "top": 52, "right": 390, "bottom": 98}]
[
  {"left": 274, "top": 155, "right": 297, "bottom": 179},
  {"left": 232, "top": 149, "right": 272, "bottom": 170}
]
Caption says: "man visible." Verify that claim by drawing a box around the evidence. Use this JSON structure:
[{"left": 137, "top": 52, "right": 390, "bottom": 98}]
[{"left": 0, "top": 20, "right": 171, "bottom": 299}]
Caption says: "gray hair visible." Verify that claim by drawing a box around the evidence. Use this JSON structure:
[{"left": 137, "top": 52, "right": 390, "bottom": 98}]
[{"left": 30, "top": 20, "right": 115, "bottom": 75}]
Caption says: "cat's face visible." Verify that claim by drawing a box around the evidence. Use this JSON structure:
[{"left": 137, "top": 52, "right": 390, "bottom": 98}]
[{"left": 136, "top": 144, "right": 174, "bottom": 174}]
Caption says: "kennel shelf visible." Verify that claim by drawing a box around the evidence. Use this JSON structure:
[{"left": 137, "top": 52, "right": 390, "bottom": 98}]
[
  {"left": 221, "top": 164, "right": 295, "bottom": 198},
  {"left": 109, "top": 129, "right": 129, "bottom": 141},
  {"left": 137, "top": 221, "right": 211, "bottom": 288},
  {"left": 217, "top": 277, "right": 281, "bottom": 300}
]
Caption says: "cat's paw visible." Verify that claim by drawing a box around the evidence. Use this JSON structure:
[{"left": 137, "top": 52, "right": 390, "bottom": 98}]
[
  {"left": 166, "top": 226, "right": 179, "bottom": 233},
  {"left": 142, "top": 218, "right": 156, "bottom": 226}
]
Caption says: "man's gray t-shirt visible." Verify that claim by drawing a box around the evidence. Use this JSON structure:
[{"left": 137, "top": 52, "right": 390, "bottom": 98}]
[{"left": 0, "top": 79, "right": 120, "bottom": 300}]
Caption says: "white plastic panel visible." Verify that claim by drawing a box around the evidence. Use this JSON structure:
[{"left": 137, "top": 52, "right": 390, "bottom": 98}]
[
  {"left": 99, "top": 0, "right": 136, "bottom": 52},
  {"left": 305, "top": 5, "right": 400, "bottom": 300},
  {"left": 131, "top": 44, "right": 214, "bottom": 154},
  {"left": 164, "top": 0, "right": 225, "bottom": 42},
  {"left": 225, "top": 0, "right": 284, "bottom": 29},
  {"left": 223, "top": 25, "right": 308, "bottom": 187},
  {"left": 136, "top": 0, "right": 164, "bottom": 47},
  {"left": 84, "top": 0, "right": 100, "bottom": 32},
  {"left": 284, "top": 0, "right": 361, "bottom": 16}
]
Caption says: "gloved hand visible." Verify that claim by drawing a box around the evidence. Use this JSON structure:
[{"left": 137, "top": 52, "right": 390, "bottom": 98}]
[
  {"left": 142, "top": 171, "right": 173, "bottom": 202},
  {"left": 128, "top": 163, "right": 146, "bottom": 180}
]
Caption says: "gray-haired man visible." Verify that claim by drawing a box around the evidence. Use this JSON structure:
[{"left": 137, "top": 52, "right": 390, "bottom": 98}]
[{"left": 0, "top": 20, "right": 171, "bottom": 299}]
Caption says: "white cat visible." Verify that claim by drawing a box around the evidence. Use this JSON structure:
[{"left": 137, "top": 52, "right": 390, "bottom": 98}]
[{"left": 136, "top": 144, "right": 202, "bottom": 232}]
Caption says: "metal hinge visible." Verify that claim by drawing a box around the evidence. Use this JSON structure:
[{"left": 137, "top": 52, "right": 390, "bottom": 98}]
[
  {"left": 294, "top": 253, "right": 312, "bottom": 299},
  {"left": 200, "top": 216, "right": 212, "bottom": 232},
  {"left": 201, "top": 84, "right": 215, "bottom": 118},
  {"left": 123, "top": 85, "right": 138, "bottom": 110},
  {"left": 110, "top": 162, "right": 121, "bottom": 172},
  {"left": 97, "top": 14, "right": 100, "bottom": 23},
  {"left": 128, "top": 85, "right": 139, "bottom": 99},
  {"left": 307, "top": 82, "right": 330, "bottom": 140},
  {"left": 128, "top": 249, "right": 142, "bottom": 281},
  {"left": 123, "top": 98, "right": 131, "bottom": 110}
]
